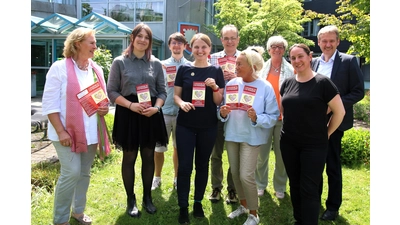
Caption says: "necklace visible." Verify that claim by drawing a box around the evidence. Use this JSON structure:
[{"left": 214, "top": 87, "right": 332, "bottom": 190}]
[
  {"left": 77, "top": 62, "right": 89, "bottom": 71},
  {"left": 271, "top": 64, "right": 280, "bottom": 73}
]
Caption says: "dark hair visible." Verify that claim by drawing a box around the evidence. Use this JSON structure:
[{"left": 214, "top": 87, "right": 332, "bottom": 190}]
[
  {"left": 168, "top": 32, "right": 187, "bottom": 46},
  {"left": 288, "top": 43, "right": 311, "bottom": 56},
  {"left": 122, "top": 23, "right": 153, "bottom": 61}
]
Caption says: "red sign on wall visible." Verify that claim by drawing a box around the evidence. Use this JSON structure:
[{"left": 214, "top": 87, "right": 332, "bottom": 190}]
[{"left": 178, "top": 22, "right": 200, "bottom": 55}]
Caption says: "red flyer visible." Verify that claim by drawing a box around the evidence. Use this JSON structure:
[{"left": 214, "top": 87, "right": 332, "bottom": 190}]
[
  {"left": 136, "top": 83, "right": 152, "bottom": 108},
  {"left": 192, "top": 81, "right": 205, "bottom": 107},
  {"left": 226, "top": 56, "right": 236, "bottom": 73},
  {"left": 217, "top": 57, "right": 228, "bottom": 71},
  {"left": 239, "top": 85, "right": 257, "bottom": 111},
  {"left": 225, "top": 84, "right": 239, "bottom": 110},
  {"left": 76, "top": 81, "right": 109, "bottom": 117},
  {"left": 165, "top": 66, "right": 177, "bottom": 87}
]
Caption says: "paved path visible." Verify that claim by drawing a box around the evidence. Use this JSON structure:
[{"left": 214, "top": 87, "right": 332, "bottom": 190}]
[{"left": 31, "top": 95, "right": 115, "bottom": 164}]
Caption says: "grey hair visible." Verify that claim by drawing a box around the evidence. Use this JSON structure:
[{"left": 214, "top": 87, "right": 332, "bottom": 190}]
[
  {"left": 266, "top": 35, "right": 288, "bottom": 51},
  {"left": 317, "top": 25, "right": 340, "bottom": 40}
]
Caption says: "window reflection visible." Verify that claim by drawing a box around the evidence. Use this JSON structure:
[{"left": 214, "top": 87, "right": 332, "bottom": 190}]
[{"left": 82, "top": 0, "right": 164, "bottom": 22}]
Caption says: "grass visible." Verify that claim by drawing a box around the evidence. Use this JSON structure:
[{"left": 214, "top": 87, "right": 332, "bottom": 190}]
[{"left": 31, "top": 141, "right": 370, "bottom": 225}]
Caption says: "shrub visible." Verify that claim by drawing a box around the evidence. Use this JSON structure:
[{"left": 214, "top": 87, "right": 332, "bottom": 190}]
[
  {"left": 341, "top": 128, "right": 370, "bottom": 167},
  {"left": 353, "top": 90, "right": 370, "bottom": 125},
  {"left": 93, "top": 46, "right": 113, "bottom": 83}
]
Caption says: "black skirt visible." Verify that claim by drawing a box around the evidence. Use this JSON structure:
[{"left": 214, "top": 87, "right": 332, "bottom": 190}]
[{"left": 112, "top": 95, "right": 168, "bottom": 151}]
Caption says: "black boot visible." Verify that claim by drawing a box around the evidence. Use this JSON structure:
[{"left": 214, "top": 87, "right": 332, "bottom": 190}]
[
  {"left": 193, "top": 202, "right": 205, "bottom": 218},
  {"left": 126, "top": 194, "right": 140, "bottom": 217},
  {"left": 178, "top": 207, "right": 189, "bottom": 224},
  {"left": 142, "top": 196, "right": 157, "bottom": 214}
]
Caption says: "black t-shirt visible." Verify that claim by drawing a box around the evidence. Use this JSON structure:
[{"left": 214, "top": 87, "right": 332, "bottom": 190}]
[
  {"left": 280, "top": 74, "right": 339, "bottom": 144},
  {"left": 174, "top": 64, "right": 225, "bottom": 128}
]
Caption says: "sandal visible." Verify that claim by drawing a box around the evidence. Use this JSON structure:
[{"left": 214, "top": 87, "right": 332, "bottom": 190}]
[{"left": 71, "top": 213, "right": 92, "bottom": 225}]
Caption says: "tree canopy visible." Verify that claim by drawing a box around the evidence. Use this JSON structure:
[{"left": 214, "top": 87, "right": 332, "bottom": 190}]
[
  {"left": 210, "top": 0, "right": 315, "bottom": 60},
  {"left": 210, "top": 0, "right": 370, "bottom": 64},
  {"left": 308, "top": 0, "right": 370, "bottom": 64}
]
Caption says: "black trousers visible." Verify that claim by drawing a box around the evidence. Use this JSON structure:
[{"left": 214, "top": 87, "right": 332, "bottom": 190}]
[
  {"left": 319, "top": 129, "right": 344, "bottom": 211},
  {"left": 176, "top": 124, "right": 217, "bottom": 208},
  {"left": 281, "top": 136, "right": 328, "bottom": 225}
]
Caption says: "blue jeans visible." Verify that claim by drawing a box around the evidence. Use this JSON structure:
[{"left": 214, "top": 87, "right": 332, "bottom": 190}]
[{"left": 176, "top": 124, "right": 217, "bottom": 208}]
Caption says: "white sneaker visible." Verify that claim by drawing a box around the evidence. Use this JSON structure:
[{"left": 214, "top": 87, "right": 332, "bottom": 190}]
[
  {"left": 275, "top": 191, "right": 285, "bottom": 199},
  {"left": 151, "top": 177, "right": 161, "bottom": 190},
  {"left": 228, "top": 205, "right": 248, "bottom": 219},
  {"left": 257, "top": 189, "right": 264, "bottom": 197},
  {"left": 243, "top": 214, "right": 260, "bottom": 225}
]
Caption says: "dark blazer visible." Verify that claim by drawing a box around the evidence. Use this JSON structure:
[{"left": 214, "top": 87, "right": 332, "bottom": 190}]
[{"left": 311, "top": 51, "right": 365, "bottom": 131}]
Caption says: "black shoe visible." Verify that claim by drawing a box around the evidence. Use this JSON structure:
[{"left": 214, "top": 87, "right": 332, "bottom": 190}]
[
  {"left": 126, "top": 194, "right": 140, "bottom": 217},
  {"left": 226, "top": 190, "right": 238, "bottom": 204},
  {"left": 193, "top": 202, "right": 205, "bottom": 218},
  {"left": 208, "top": 188, "right": 221, "bottom": 203},
  {"left": 179, "top": 207, "right": 190, "bottom": 224},
  {"left": 142, "top": 196, "right": 157, "bottom": 214},
  {"left": 320, "top": 209, "right": 338, "bottom": 221}
]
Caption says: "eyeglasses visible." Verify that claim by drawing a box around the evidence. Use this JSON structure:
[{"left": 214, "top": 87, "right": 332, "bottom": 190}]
[
  {"left": 271, "top": 45, "right": 285, "bottom": 50},
  {"left": 171, "top": 41, "right": 184, "bottom": 46},
  {"left": 223, "top": 37, "right": 237, "bottom": 42}
]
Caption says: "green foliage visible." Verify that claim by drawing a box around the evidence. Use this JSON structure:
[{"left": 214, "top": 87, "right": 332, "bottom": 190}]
[
  {"left": 31, "top": 145, "right": 370, "bottom": 224},
  {"left": 31, "top": 113, "right": 116, "bottom": 193},
  {"left": 308, "top": 0, "right": 370, "bottom": 64},
  {"left": 353, "top": 90, "right": 370, "bottom": 125},
  {"left": 212, "top": 0, "right": 315, "bottom": 60},
  {"left": 31, "top": 162, "right": 60, "bottom": 193},
  {"left": 93, "top": 45, "right": 113, "bottom": 84},
  {"left": 341, "top": 128, "right": 370, "bottom": 167}
]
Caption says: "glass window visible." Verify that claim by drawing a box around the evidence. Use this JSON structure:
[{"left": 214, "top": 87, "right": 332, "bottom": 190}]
[
  {"left": 31, "top": 39, "right": 64, "bottom": 92},
  {"left": 205, "top": 0, "right": 217, "bottom": 25},
  {"left": 82, "top": 0, "right": 164, "bottom": 22},
  {"left": 97, "top": 39, "right": 124, "bottom": 59},
  {"left": 135, "top": 2, "right": 163, "bottom": 22},
  {"left": 302, "top": 19, "right": 320, "bottom": 37},
  {"left": 82, "top": 2, "right": 109, "bottom": 17},
  {"left": 109, "top": 2, "right": 135, "bottom": 22}
]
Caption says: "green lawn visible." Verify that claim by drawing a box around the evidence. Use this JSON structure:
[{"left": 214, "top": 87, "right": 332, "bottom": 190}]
[{"left": 31, "top": 141, "right": 370, "bottom": 225}]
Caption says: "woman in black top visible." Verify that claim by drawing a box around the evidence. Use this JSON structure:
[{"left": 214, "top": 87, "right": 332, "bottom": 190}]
[
  {"left": 280, "top": 44, "right": 345, "bottom": 225},
  {"left": 173, "top": 33, "right": 224, "bottom": 224}
]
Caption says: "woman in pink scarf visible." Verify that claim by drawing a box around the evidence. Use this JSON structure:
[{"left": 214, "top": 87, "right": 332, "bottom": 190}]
[{"left": 42, "top": 27, "right": 110, "bottom": 225}]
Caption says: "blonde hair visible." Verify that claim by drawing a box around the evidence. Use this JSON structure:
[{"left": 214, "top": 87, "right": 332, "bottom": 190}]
[
  {"left": 239, "top": 46, "right": 265, "bottom": 76},
  {"left": 63, "top": 27, "right": 96, "bottom": 58}
]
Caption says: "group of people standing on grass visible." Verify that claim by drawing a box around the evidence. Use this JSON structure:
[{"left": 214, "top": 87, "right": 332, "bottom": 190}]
[{"left": 42, "top": 22, "right": 364, "bottom": 225}]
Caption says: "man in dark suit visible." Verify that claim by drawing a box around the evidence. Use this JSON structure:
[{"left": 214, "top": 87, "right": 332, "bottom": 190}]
[{"left": 311, "top": 25, "right": 365, "bottom": 221}]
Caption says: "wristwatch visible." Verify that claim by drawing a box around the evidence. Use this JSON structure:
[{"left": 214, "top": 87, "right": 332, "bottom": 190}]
[{"left": 155, "top": 105, "right": 161, "bottom": 113}]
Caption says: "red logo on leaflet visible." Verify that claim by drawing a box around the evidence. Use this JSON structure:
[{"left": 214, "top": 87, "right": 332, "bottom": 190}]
[{"left": 178, "top": 22, "right": 200, "bottom": 55}]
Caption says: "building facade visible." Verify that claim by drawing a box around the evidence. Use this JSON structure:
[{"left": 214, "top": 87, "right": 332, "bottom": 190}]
[{"left": 31, "top": 0, "right": 369, "bottom": 96}]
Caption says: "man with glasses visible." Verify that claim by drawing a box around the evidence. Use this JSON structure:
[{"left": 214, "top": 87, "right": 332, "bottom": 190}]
[
  {"left": 208, "top": 24, "right": 240, "bottom": 204},
  {"left": 152, "top": 32, "right": 190, "bottom": 191}
]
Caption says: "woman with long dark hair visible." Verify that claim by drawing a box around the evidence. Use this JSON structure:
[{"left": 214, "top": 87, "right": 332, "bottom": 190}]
[{"left": 107, "top": 23, "right": 168, "bottom": 218}]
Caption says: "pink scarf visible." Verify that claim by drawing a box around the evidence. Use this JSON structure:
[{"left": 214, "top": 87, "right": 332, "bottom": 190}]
[{"left": 66, "top": 57, "right": 111, "bottom": 159}]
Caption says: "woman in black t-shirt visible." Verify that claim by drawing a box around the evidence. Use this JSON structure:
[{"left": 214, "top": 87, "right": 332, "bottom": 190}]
[{"left": 280, "top": 44, "right": 345, "bottom": 225}]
